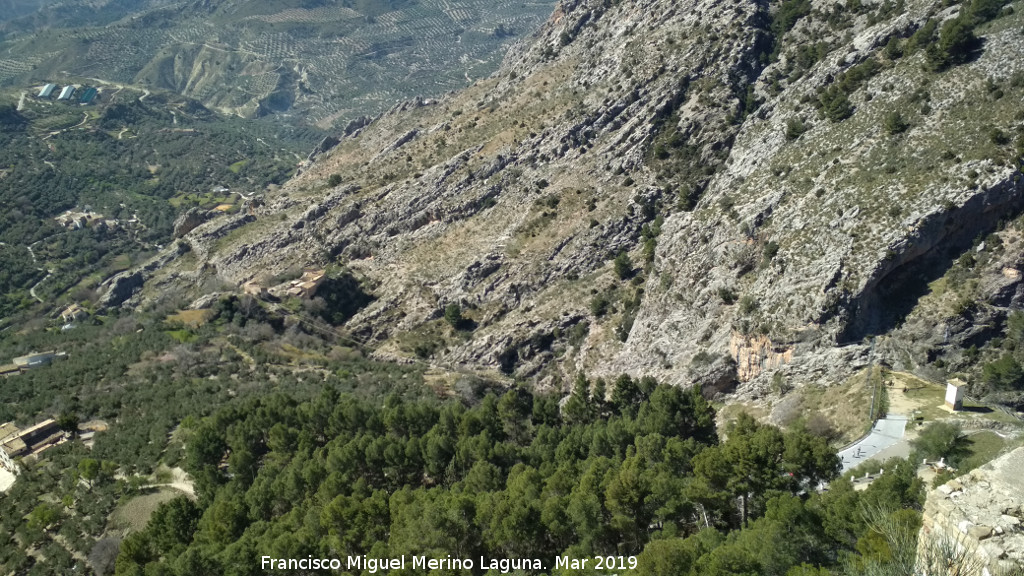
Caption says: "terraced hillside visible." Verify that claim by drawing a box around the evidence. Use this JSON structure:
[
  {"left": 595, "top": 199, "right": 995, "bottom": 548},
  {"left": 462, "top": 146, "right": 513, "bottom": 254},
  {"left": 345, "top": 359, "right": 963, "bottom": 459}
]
[
  {"left": 0, "top": 0, "right": 55, "bottom": 22},
  {"left": 0, "top": 0, "right": 559, "bottom": 127}
]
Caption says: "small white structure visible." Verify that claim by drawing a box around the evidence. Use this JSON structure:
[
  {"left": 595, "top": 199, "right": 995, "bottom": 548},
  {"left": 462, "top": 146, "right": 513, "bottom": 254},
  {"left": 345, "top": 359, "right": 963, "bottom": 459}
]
[
  {"left": 12, "top": 351, "right": 62, "bottom": 369},
  {"left": 944, "top": 380, "right": 965, "bottom": 411},
  {"left": 0, "top": 442, "right": 18, "bottom": 492}
]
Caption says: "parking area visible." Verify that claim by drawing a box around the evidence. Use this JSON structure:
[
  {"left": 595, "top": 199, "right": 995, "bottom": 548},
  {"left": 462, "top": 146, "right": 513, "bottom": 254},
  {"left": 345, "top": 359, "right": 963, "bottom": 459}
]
[{"left": 838, "top": 414, "right": 909, "bottom": 472}]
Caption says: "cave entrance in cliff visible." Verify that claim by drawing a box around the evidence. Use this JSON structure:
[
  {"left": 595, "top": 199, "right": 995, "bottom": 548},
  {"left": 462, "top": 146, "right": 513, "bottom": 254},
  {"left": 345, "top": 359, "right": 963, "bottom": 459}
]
[{"left": 838, "top": 181, "right": 1024, "bottom": 344}]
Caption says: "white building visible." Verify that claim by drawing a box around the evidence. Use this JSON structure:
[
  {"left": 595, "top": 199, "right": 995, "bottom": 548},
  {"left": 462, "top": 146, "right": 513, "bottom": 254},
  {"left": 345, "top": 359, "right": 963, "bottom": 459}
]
[
  {"left": 944, "top": 380, "right": 965, "bottom": 411},
  {"left": 11, "top": 350, "right": 66, "bottom": 369}
]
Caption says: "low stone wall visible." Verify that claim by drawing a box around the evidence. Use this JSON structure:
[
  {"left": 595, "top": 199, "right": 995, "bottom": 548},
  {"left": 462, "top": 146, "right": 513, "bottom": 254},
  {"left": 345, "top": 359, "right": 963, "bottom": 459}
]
[{"left": 918, "top": 447, "right": 1024, "bottom": 575}]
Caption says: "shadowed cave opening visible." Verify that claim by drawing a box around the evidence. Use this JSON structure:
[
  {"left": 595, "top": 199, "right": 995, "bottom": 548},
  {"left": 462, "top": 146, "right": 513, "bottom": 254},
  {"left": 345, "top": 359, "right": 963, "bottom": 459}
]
[{"left": 838, "top": 176, "right": 1024, "bottom": 344}]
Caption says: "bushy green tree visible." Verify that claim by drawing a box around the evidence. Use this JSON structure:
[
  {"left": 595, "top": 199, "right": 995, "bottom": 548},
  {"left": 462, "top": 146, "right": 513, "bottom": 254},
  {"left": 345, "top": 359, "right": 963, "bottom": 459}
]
[
  {"left": 614, "top": 251, "right": 634, "bottom": 279},
  {"left": 78, "top": 458, "right": 100, "bottom": 488},
  {"left": 937, "top": 17, "right": 977, "bottom": 66},
  {"left": 907, "top": 19, "right": 937, "bottom": 51},
  {"left": 563, "top": 372, "right": 594, "bottom": 424},
  {"left": 982, "top": 353, "right": 1024, "bottom": 389},
  {"left": 820, "top": 87, "right": 853, "bottom": 122},
  {"left": 785, "top": 118, "right": 807, "bottom": 141},
  {"left": 590, "top": 293, "right": 611, "bottom": 317},
  {"left": 444, "top": 302, "right": 463, "bottom": 327},
  {"left": 966, "top": 0, "right": 1009, "bottom": 22},
  {"left": 882, "top": 111, "right": 909, "bottom": 135},
  {"left": 693, "top": 413, "right": 839, "bottom": 527},
  {"left": 771, "top": 0, "right": 812, "bottom": 37},
  {"left": 910, "top": 422, "right": 969, "bottom": 466},
  {"left": 611, "top": 373, "right": 642, "bottom": 415},
  {"left": 884, "top": 36, "right": 903, "bottom": 60}
]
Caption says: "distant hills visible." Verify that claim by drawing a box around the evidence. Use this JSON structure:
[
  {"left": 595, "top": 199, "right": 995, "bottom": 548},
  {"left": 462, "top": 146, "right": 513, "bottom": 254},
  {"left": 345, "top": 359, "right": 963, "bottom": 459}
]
[
  {"left": 0, "top": 0, "right": 559, "bottom": 128},
  {"left": 0, "top": 0, "right": 56, "bottom": 24}
]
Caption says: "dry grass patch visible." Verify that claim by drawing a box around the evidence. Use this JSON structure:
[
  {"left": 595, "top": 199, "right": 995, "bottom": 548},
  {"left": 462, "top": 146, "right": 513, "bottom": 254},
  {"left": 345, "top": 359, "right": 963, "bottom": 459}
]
[
  {"left": 109, "top": 488, "right": 182, "bottom": 533},
  {"left": 889, "top": 371, "right": 1024, "bottom": 427},
  {"left": 792, "top": 369, "right": 876, "bottom": 444},
  {"left": 716, "top": 401, "right": 769, "bottom": 432},
  {"left": 275, "top": 343, "right": 327, "bottom": 364},
  {"left": 165, "top": 309, "right": 215, "bottom": 328}
]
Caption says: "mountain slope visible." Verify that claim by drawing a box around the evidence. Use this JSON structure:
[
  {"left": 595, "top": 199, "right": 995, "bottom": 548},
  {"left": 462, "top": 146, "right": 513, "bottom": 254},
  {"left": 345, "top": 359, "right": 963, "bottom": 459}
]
[
  {"left": 133, "top": 0, "right": 1024, "bottom": 396},
  {"left": 626, "top": 0, "right": 1024, "bottom": 387}
]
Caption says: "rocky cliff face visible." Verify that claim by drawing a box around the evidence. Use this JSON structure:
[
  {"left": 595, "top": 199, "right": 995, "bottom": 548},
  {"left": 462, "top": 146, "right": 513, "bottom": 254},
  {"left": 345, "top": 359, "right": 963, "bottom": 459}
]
[{"left": 132, "top": 0, "right": 1024, "bottom": 396}]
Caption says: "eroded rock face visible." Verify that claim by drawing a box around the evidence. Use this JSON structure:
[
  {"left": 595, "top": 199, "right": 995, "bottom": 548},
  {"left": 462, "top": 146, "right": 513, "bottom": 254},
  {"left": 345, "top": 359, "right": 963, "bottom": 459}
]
[
  {"left": 133, "top": 0, "right": 1024, "bottom": 393},
  {"left": 156, "top": 0, "right": 770, "bottom": 374},
  {"left": 609, "top": 1, "right": 1024, "bottom": 390},
  {"left": 100, "top": 241, "right": 191, "bottom": 308},
  {"left": 173, "top": 208, "right": 213, "bottom": 239},
  {"left": 307, "top": 136, "right": 341, "bottom": 162},
  {"left": 100, "top": 271, "right": 144, "bottom": 308},
  {"left": 872, "top": 217, "right": 1024, "bottom": 409}
]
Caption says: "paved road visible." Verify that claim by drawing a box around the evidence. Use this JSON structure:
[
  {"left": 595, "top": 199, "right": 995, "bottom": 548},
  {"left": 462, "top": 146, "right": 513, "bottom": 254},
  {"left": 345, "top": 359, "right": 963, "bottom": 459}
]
[
  {"left": 29, "top": 271, "right": 52, "bottom": 303},
  {"left": 24, "top": 242, "right": 53, "bottom": 303},
  {"left": 839, "top": 414, "right": 909, "bottom": 472}
]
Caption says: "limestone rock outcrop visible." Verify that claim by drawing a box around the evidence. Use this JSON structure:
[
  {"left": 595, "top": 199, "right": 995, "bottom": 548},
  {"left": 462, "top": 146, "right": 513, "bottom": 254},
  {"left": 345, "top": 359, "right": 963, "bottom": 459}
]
[
  {"left": 919, "top": 448, "right": 1024, "bottom": 575},
  {"left": 173, "top": 208, "right": 213, "bottom": 239}
]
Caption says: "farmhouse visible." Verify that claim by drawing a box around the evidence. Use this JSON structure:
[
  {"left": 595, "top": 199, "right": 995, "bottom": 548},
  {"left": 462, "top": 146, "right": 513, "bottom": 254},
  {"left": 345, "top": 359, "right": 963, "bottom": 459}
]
[
  {"left": 55, "top": 209, "right": 113, "bottom": 229},
  {"left": 37, "top": 83, "right": 57, "bottom": 98},
  {"left": 61, "top": 303, "right": 88, "bottom": 323},
  {"left": 285, "top": 270, "right": 326, "bottom": 299},
  {"left": 57, "top": 85, "right": 75, "bottom": 100},
  {"left": 242, "top": 279, "right": 268, "bottom": 298},
  {"left": 0, "top": 419, "right": 66, "bottom": 459}
]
